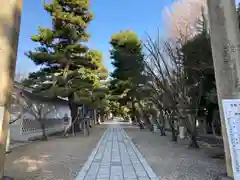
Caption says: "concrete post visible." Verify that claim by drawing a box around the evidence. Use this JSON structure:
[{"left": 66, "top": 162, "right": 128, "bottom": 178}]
[
  {"left": 94, "top": 110, "right": 98, "bottom": 125},
  {"left": 83, "top": 121, "right": 86, "bottom": 136},
  {"left": 207, "top": 0, "right": 240, "bottom": 177},
  {"left": 5, "top": 128, "right": 10, "bottom": 153},
  {"left": 0, "top": 0, "right": 22, "bottom": 178},
  {"left": 87, "top": 120, "right": 90, "bottom": 135}
]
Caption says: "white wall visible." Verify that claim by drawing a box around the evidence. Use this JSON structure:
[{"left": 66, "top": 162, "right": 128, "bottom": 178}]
[{"left": 10, "top": 88, "right": 71, "bottom": 141}]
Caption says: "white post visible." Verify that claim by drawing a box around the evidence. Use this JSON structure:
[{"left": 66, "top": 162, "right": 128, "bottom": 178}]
[
  {"left": 5, "top": 127, "right": 10, "bottom": 153},
  {"left": 179, "top": 126, "right": 185, "bottom": 139},
  {"left": 153, "top": 124, "right": 158, "bottom": 132},
  {"left": 207, "top": 0, "right": 240, "bottom": 177},
  {"left": 0, "top": 0, "right": 22, "bottom": 178}
]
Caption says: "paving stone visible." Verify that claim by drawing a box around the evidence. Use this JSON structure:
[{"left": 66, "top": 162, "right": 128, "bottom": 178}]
[
  {"left": 5, "top": 122, "right": 160, "bottom": 180},
  {"left": 75, "top": 124, "right": 159, "bottom": 180},
  {"left": 138, "top": 177, "right": 151, "bottom": 180}
]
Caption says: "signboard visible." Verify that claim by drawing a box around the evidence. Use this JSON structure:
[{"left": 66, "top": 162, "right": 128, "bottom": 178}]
[
  {"left": 0, "top": 106, "right": 4, "bottom": 122},
  {"left": 222, "top": 99, "right": 240, "bottom": 180},
  {"left": 0, "top": 106, "right": 5, "bottom": 144}
]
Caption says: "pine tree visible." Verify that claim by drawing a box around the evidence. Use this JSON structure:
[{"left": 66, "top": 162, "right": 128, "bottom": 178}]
[
  {"left": 109, "top": 30, "right": 146, "bottom": 126},
  {"left": 24, "top": 0, "right": 106, "bottom": 132}
]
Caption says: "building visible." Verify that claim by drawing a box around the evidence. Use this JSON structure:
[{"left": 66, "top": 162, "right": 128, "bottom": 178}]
[{"left": 10, "top": 82, "right": 71, "bottom": 141}]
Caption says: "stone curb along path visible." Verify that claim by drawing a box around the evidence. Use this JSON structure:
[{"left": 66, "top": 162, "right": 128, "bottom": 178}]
[{"left": 75, "top": 125, "right": 160, "bottom": 180}]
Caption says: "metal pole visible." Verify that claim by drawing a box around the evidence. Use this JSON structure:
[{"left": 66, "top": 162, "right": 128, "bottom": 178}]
[
  {"left": 0, "top": 0, "right": 22, "bottom": 179},
  {"left": 207, "top": 0, "right": 240, "bottom": 177}
]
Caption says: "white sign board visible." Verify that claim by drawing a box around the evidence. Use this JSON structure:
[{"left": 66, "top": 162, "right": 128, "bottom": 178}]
[
  {"left": 0, "top": 106, "right": 4, "bottom": 122},
  {"left": 222, "top": 99, "right": 240, "bottom": 180}
]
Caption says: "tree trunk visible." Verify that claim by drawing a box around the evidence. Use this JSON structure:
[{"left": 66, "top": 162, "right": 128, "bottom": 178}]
[
  {"left": 188, "top": 115, "right": 200, "bottom": 148},
  {"left": 130, "top": 114, "right": 135, "bottom": 124},
  {"left": 189, "top": 134, "right": 199, "bottom": 148},
  {"left": 158, "top": 110, "right": 166, "bottom": 136},
  {"left": 171, "top": 126, "right": 177, "bottom": 142},
  {"left": 180, "top": 116, "right": 200, "bottom": 148},
  {"left": 97, "top": 113, "right": 101, "bottom": 124},
  {"left": 136, "top": 109, "right": 144, "bottom": 129},
  {"left": 160, "top": 126, "right": 166, "bottom": 136},
  {"left": 39, "top": 120, "right": 47, "bottom": 141},
  {"left": 137, "top": 101, "right": 153, "bottom": 131},
  {"left": 168, "top": 112, "right": 177, "bottom": 142},
  {"left": 138, "top": 117, "right": 145, "bottom": 129},
  {"left": 132, "top": 100, "right": 144, "bottom": 129},
  {"left": 68, "top": 93, "right": 80, "bottom": 133},
  {"left": 131, "top": 100, "right": 137, "bottom": 124},
  {"left": 100, "top": 111, "right": 105, "bottom": 122}
]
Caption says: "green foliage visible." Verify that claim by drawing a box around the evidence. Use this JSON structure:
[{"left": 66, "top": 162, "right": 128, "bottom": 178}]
[
  {"left": 108, "top": 100, "right": 130, "bottom": 119},
  {"left": 181, "top": 16, "right": 215, "bottom": 111},
  {"left": 108, "top": 100, "right": 120, "bottom": 116},
  {"left": 24, "top": 0, "right": 108, "bottom": 111},
  {"left": 109, "top": 30, "right": 146, "bottom": 108},
  {"left": 182, "top": 5, "right": 240, "bottom": 111},
  {"left": 110, "top": 30, "right": 144, "bottom": 83},
  {"left": 91, "top": 85, "right": 110, "bottom": 112}
]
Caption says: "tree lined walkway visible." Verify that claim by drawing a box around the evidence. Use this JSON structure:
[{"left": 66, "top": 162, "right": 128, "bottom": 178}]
[
  {"left": 3, "top": 119, "right": 228, "bottom": 180},
  {"left": 76, "top": 122, "right": 159, "bottom": 180}
]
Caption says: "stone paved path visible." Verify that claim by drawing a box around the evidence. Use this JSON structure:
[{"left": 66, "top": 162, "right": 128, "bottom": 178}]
[{"left": 75, "top": 125, "right": 159, "bottom": 180}]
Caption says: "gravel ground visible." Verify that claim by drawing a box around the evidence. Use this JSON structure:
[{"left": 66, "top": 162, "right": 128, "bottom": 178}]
[
  {"left": 4, "top": 125, "right": 107, "bottom": 180},
  {"left": 124, "top": 126, "right": 228, "bottom": 180}
]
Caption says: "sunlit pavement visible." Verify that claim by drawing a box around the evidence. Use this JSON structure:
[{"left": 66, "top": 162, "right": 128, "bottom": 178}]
[
  {"left": 75, "top": 119, "right": 159, "bottom": 180},
  {"left": 102, "top": 118, "right": 131, "bottom": 125}
]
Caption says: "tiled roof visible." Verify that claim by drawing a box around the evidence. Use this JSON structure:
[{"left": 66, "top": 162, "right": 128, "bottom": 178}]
[{"left": 13, "top": 81, "right": 68, "bottom": 104}]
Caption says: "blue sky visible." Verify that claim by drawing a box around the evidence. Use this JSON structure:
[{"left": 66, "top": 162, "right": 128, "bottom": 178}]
[{"left": 16, "top": 0, "right": 174, "bottom": 75}]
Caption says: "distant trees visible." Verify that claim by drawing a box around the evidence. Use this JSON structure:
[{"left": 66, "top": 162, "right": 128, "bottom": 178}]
[
  {"left": 143, "top": 34, "right": 206, "bottom": 147},
  {"left": 109, "top": 30, "right": 149, "bottom": 129},
  {"left": 132, "top": 0, "right": 225, "bottom": 148},
  {"left": 106, "top": 2, "right": 220, "bottom": 148},
  {"left": 142, "top": 9, "right": 216, "bottom": 147}
]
